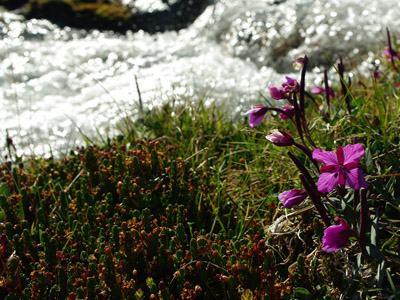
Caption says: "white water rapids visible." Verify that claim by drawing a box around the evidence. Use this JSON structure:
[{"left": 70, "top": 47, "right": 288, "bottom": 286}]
[{"left": 0, "top": 0, "right": 399, "bottom": 158}]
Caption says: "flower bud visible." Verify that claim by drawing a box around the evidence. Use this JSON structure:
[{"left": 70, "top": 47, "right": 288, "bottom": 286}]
[
  {"left": 279, "top": 105, "right": 295, "bottom": 120},
  {"left": 266, "top": 130, "right": 294, "bottom": 147},
  {"left": 278, "top": 189, "right": 307, "bottom": 208}
]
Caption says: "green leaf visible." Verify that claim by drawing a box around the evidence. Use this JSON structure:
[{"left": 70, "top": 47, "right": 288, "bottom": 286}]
[
  {"left": 293, "top": 287, "right": 311, "bottom": 297},
  {"left": 0, "top": 183, "right": 10, "bottom": 197},
  {"left": 371, "top": 213, "right": 379, "bottom": 246},
  {"left": 364, "top": 147, "right": 373, "bottom": 168},
  {"left": 375, "top": 260, "right": 386, "bottom": 288},
  {"left": 385, "top": 202, "right": 399, "bottom": 219},
  {"left": 353, "top": 253, "right": 362, "bottom": 277},
  {"left": 366, "top": 243, "right": 385, "bottom": 260},
  {"left": 381, "top": 237, "right": 397, "bottom": 252},
  {"left": 386, "top": 268, "right": 399, "bottom": 298}
]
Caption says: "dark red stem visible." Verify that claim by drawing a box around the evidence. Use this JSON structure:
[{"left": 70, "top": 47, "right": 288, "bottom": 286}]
[
  {"left": 299, "top": 174, "right": 331, "bottom": 227},
  {"left": 323, "top": 69, "right": 330, "bottom": 116},
  {"left": 387, "top": 28, "right": 398, "bottom": 72},
  {"left": 299, "top": 55, "right": 308, "bottom": 114},
  {"left": 359, "top": 188, "right": 370, "bottom": 258}
]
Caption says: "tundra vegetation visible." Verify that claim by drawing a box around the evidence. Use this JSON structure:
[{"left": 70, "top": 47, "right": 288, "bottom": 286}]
[{"left": 0, "top": 32, "right": 400, "bottom": 299}]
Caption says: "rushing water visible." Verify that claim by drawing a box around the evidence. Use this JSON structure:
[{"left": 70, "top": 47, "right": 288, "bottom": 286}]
[{"left": 0, "top": 0, "right": 399, "bottom": 158}]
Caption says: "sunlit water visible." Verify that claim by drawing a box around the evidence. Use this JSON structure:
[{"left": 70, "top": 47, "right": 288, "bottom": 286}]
[{"left": 0, "top": 0, "right": 399, "bottom": 158}]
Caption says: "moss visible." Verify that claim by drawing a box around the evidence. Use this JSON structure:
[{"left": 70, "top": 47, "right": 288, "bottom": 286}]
[{"left": 23, "top": 0, "right": 134, "bottom": 31}]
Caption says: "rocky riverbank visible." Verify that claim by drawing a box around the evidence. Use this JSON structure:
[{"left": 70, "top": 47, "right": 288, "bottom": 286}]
[{"left": 0, "top": 0, "right": 212, "bottom": 33}]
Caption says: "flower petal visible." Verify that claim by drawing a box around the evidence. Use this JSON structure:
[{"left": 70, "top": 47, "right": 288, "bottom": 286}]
[
  {"left": 269, "top": 84, "right": 284, "bottom": 100},
  {"left": 317, "top": 171, "right": 339, "bottom": 193},
  {"left": 311, "top": 86, "right": 323, "bottom": 94},
  {"left": 280, "top": 105, "right": 295, "bottom": 119},
  {"left": 338, "top": 172, "right": 345, "bottom": 187},
  {"left": 248, "top": 113, "right": 266, "bottom": 127},
  {"left": 343, "top": 162, "right": 360, "bottom": 169},
  {"left": 321, "top": 220, "right": 352, "bottom": 252},
  {"left": 345, "top": 168, "right": 368, "bottom": 190},
  {"left": 278, "top": 190, "right": 291, "bottom": 202},
  {"left": 342, "top": 144, "right": 365, "bottom": 164},
  {"left": 245, "top": 105, "right": 268, "bottom": 127},
  {"left": 283, "top": 76, "right": 296, "bottom": 87},
  {"left": 266, "top": 130, "right": 294, "bottom": 146},
  {"left": 312, "top": 149, "right": 339, "bottom": 165},
  {"left": 278, "top": 189, "right": 307, "bottom": 208},
  {"left": 279, "top": 113, "right": 288, "bottom": 120},
  {"left": 336, "top": 147, "right": 344, "bottom": 165},
  {"left": 320, "top": 165, "right": 339, "bottom": 173},
  {"left": 282, "top": 194, "right": 306, "bottom": 208}
]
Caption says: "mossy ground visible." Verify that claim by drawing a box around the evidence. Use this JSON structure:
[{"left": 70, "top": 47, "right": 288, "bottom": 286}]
[{"left": 1, "top": 52, "right": 400, "bottom": 299}]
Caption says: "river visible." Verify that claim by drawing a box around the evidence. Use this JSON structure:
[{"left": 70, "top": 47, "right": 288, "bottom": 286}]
[{"left": 0, "top": 0, "right": 399, "bottom": 158}]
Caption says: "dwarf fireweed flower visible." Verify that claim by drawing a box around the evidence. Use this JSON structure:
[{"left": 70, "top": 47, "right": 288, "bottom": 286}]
[
  {"left": 282, "top": 77, "right": 299, "bottom": 94},
  {"left": 311, "top": 86, "right": 337, "bottom": 98},
  {"left": 245, "top": 104, "right": 269, "bottom": 127},
  {"left": 279, "top": 105, "right": 295, "bottom": 120},
  {"left": 312, "top": 144, "right": 368, "bottom": 193},
  {"left": 266, "top": 130, "right": 294, "bottom": 147},
  {"left": 384, "top": 46, "right": 400, "bottom": 62},
  {"left": 322, "top": 219, "right": 354, "bottom": 252},
  {"left": 268, "top": 84, "right": 285, "bottom": 100},
  {"left": 293, "top": 55, "right": 307, "bottom": 70},
  {"left": 278, "top": 189, "right": 307, "bottom": 208},
  {"left": 269, "top": 77, "right": 299, "bottom": 100},
  {"left": 372, "top": 69, "right": 383, "bottom": 80}
]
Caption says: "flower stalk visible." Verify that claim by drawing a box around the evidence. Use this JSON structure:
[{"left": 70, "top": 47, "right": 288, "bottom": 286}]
[
  {"left": 287, "top": 151, "right": 331, "bottom": 226},
  {"left": 299, "top": 55, "right": 308, "bottom": 115},
  {"left": 337, "top": 56, "right": 352, "bottom": 115},
  {"left": 323, "top": 69, "right": 331, "bottom": 116},
  {"left": 359, "top": 188, "right": 370, "bottom": 258},
  {"left": 299, "top": 173, "right": 331, "bottom": 227},
  {"left": 386, "top": 28, "right": 398, "bottom": 71}
]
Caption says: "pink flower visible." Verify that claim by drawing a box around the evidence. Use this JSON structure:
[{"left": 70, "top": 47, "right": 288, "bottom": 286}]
[
  {"left": 245, "top": 104, "right": 269, "bottom": 127},
  {"left": 266, "top": 130, "right": 294, "bottom": 147},
  {"left": 268, "top": 84, "right": 286, "bottom": 100},
  {"left": 279, "top": 105, "right": 295, "bottom": 120},
  {"left": 311, "top": 86, "right": 337, "bottom": 98},
  {"left": 372, "top": 69, "right": 383, "bottom": 80},
  {"left": 384, "top": 46, "right": 400, "bottom": 62},
  {"left": 269, "top": 77, "right": 299, "bottom": 100},
  {"left": 312, "top": 144, "right": 368, "bottom": 193},
  {"left": 292, "top": 55, "right": 307, "bottom": 70},
  {"left": 278, "top": 189, "right": 307, "bottom": 208},
  {"left": 281, "top": 76, "right": 300, "bottom": 94},
  {"left": 322, "top": 219, "right": 354, "bottom": 252}
]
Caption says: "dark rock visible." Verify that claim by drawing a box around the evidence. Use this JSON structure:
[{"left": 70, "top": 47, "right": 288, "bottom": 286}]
[
  {"left": 17, "top": 0, "right": 212, "bottom": 34},
  {"left": 24, "top": 0, "right": 75, "bottom": 27},
  {"left": 0, "top": 0, "right": 29, "bottom": 10},
  {"left": 131, "top": 0, "right": 212, "bottom": 33}
]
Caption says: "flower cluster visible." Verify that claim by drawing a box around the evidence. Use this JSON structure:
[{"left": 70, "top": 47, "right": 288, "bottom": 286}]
[
  {"left": 245, "top": 55, "right": 370, "bottom": 254},
  {"left": 245, "top": 76, "right": 302, "bottom": 127},
  {"left": 269, "top": 76, "right": 300, "bottom": 101}
]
